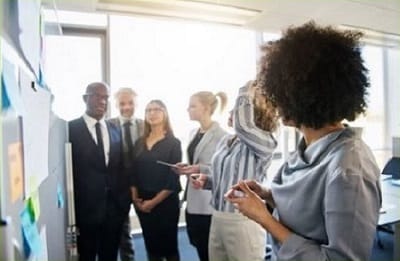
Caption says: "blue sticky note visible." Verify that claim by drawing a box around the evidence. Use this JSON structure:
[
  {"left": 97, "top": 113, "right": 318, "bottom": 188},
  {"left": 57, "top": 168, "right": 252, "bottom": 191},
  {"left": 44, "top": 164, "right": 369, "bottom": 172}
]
[
  {"left": 1, "top": 75, "right": 11, "bottom": 110},
  {"left": 2, "top": 58, "right": 25, "bottom": 115},
  {"left": 20, "top": 206, "right": 41, "bottom": 258},
  {"left": 57, "top": 184, "right": 64, "bottom": 208}
]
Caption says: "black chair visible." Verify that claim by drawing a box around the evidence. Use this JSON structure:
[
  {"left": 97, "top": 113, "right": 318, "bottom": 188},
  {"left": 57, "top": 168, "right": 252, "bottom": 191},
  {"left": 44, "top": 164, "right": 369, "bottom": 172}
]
[{"left": 382, "top": 157, "right": 400, "bottom": 179}]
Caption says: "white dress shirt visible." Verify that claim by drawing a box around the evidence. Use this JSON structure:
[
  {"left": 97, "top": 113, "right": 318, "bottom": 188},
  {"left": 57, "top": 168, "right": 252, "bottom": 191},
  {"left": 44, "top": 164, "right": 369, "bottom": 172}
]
[{"left": 83, "top": 113, "right": 110, "bottom": 165}]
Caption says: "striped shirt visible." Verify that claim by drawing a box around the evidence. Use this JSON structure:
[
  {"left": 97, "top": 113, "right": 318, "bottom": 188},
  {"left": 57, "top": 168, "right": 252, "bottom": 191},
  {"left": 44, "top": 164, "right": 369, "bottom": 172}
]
[{"left": 205, "top": 86, "right": 277, "bottom": 212}]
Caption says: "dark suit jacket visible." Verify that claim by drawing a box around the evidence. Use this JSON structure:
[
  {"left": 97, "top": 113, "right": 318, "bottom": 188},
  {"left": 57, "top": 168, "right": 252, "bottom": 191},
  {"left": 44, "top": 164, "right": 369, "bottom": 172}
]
[
  {"left": 107, "top": 117, "right": 144, "bottom": 140},
  {"left": 108, "top": 117, "right": 144, "bottom": 167},
  {"left": 69, "top": 117, "right": 131, "bottom": 227}
]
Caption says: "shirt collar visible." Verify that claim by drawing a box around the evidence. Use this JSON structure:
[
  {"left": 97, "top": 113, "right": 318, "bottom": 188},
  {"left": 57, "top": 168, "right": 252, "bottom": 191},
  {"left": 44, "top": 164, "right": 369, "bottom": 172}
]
[
  {"left": 286, "top": 127, "right": 350, "bottom": 172},
  {"left": 83, "top": 113, "right": 106, "bottom": 128},
  {"left": 118, "top": 116, "right": 136, "bottom": 125}
]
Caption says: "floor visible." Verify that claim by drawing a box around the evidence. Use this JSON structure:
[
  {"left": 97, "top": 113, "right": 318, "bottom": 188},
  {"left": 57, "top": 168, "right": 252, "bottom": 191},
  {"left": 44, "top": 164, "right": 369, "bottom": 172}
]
[
  {"left": 130, "top": 227, "right": 394, "bottom": 261},
  {"left": 132, "top": 226, "right": 196, "bottom": 261}
]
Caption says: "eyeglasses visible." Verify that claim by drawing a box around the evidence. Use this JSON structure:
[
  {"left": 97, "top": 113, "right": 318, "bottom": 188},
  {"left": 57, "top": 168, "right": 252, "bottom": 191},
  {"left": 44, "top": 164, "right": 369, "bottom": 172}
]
[{"left": 145, "top": 107, "right": 163, "bottom": 113}]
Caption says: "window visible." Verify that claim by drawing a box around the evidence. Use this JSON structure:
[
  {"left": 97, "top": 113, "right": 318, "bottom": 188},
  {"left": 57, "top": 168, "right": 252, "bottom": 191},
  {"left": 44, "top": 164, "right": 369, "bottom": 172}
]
[
  {"left": 350, "top": 45, "right": 385, "bottom": 150},
  {"left": 43, "top": 10, "right": 399, "bottom": 170},
  {"left": 44, "top": 30, "right": 105, "bottom": 120},
  {"left": 262, "top": 32, "right": 297, "bottom": 164},
  {"left": 43, "top": 10, "right": 107, "bottom": 120},
  {"left": 109, "top": 15, "right": 257, "bottom": 150}
]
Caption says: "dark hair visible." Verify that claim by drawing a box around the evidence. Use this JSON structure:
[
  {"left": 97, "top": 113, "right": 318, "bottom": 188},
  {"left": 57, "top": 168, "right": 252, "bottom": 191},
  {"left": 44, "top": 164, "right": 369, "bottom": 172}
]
[
  {"left": 257, "top": 21, "right": 369, "bottom": 129},
  {"left": 253, "top": 93, "right": 279, "bottom": 132}
]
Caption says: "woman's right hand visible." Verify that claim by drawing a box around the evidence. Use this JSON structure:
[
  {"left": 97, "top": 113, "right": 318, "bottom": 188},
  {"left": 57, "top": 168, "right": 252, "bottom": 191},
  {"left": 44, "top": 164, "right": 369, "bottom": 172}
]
[
  {"left": 190, "top": 173, "right": 207, "bottom": 189},
  {"left": 232, "top": 180, "right": 270, "bottom": 198},
  {"left": 172, "top": 163, "right": 199, "bottom": 175},
  {"left": 232, "top": 180, "right": 261, "bottom": 195},
  {"left": 232, "top": 180, "right": 275, "bottom": 207}
]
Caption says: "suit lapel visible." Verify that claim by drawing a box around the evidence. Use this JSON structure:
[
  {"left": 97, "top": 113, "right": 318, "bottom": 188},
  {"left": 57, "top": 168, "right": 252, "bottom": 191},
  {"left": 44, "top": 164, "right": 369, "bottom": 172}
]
[
  {"left": 107, "top": 121, "right": 117, "bottom": 168},
  {"left": 193, "top": 128, "right": 215, "bottom": 163},
  {"left": 78, "top": 117, "right": 98, "bottom": 148},
  {"left": 134, "top": 118, "right": 144, "bottom": 138},
  {"left": 77, "top": 117, "right": 107, "bottom": 167}
]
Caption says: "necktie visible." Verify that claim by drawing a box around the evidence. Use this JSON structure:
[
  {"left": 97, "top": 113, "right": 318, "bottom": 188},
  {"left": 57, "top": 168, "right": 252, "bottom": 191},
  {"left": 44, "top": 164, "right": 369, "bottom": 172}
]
[
  {"left": 95, "top": 122, "right": 106, "bottom": 164},
  {"left": 123, "top": 121, "right": 134, "bottom": 159}
]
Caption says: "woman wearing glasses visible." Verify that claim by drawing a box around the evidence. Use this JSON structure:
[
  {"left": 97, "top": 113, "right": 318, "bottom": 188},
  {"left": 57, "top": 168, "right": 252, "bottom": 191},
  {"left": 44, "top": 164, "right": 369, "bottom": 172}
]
[{"left": 130, "top": 100, "right": 182, "bottom": 261}]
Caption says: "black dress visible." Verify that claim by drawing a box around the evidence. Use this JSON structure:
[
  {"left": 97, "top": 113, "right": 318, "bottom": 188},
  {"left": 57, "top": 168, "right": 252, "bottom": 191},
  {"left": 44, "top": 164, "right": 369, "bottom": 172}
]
[{"left": 131, "top": 133, "right": 182, "bottom": 261}]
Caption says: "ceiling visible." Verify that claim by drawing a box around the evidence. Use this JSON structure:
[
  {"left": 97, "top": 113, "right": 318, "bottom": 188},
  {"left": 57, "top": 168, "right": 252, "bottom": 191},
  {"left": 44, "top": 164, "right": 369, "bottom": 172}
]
[
  {"left": 200, "top": 0, "right": 400, "bottom": 35},
  {"left": 45, "top": 0, "right": 400, "bottom": 35}
]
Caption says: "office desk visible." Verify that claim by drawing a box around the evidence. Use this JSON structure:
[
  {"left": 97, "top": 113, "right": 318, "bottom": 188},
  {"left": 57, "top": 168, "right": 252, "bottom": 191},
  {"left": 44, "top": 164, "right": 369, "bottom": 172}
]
[{"left": 378, "top": 178, "right": 400, "bottom": 261}]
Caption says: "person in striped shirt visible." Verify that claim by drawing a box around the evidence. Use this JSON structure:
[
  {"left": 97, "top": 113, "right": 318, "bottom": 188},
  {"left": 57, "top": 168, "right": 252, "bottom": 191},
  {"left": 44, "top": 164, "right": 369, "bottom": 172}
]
[{"left": 191, "top": 81, "right": 278, "bottom": 261}]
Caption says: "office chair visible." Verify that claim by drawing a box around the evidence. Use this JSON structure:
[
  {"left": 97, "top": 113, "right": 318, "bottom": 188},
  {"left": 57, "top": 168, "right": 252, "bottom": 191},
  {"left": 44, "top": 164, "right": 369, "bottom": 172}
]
[{"left": 381, "top": 157, "right": 400, "bottom": 179}]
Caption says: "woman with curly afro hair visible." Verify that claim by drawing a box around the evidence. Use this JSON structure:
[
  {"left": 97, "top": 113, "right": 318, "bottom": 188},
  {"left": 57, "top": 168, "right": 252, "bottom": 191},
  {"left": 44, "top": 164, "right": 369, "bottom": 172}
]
[{"left": 226, "top": 22, "right": 381, "bottom": 260}]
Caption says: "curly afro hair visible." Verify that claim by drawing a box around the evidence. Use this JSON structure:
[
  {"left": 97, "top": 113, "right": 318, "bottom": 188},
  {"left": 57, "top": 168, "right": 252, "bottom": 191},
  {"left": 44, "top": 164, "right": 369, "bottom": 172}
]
[{"left": 257, "top": 21, "right": 369, "bottom": 129}]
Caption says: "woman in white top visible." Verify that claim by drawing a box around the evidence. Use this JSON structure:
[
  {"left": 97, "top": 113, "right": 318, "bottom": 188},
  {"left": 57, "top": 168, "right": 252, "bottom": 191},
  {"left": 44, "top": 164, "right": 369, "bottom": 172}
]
[{"left": 173, "top": 91, "right": 227, "bottom": 261}]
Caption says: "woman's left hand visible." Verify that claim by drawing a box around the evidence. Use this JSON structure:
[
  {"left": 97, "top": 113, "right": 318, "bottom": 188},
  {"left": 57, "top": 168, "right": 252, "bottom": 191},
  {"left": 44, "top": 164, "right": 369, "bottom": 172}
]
[{"left": 225, "top": 181, "right": 272, "bottom": 224}]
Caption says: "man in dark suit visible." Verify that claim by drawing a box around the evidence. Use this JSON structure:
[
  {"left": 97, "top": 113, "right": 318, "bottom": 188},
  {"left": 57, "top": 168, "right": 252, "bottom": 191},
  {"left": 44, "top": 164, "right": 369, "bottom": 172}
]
[
  {"left": 69, "top": 82, "right": 131, "bottom": 261},
  {"left": 108, "top": 87, "right": 144, "bottom": 261}
]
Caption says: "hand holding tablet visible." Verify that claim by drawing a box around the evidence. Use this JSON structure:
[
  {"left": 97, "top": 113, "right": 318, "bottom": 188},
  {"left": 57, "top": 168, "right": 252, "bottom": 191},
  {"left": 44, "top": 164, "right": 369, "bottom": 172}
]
[{"left": 156, "top": 160, "right": 176, "bottom": 167}]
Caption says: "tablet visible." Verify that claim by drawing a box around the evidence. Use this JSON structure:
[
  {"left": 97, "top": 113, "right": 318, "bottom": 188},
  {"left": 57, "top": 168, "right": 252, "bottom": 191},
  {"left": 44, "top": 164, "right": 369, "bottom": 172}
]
[{"left": 156, "top": 160, "right": 176, "bottom": 167}]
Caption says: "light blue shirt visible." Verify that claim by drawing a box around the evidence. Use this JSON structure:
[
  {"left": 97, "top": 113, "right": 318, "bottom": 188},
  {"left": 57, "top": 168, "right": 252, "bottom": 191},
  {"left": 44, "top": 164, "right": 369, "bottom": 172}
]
[
  {"left": 271, "top": 127, "right": 382, "bottom": 261},
  {"left": 206, "top": 86, "right": 277, "bottom": 212}
]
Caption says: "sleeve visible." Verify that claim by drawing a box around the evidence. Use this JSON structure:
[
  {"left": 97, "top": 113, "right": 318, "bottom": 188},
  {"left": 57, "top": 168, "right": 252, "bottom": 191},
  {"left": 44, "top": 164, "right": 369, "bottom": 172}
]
[
  {"left": 202, "top": 135, "right": 229, "bottom": 190},
  {"left": 164, "top": 138, "right": 183, "bottom": 192},
  {"left": 277, "top": 168, "right": 381, "bottom": 261},
  {"left": 199, "top": 164, "right": 212, "bottom": 174},
  {"left": 233, "top": 86, "right": 277, "bottom": 160},
  {"left": 199, "top": 128, "right": 227, "bottom": 175},
  {"left": 203, "top": 174, "right": 213, "bottom": 190}
]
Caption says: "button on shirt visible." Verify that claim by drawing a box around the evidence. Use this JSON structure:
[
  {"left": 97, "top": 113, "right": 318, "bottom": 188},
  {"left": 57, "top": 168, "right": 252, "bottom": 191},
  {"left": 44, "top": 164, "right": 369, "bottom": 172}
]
[{"left": 83, "top": 114, "right": 110, "bottom": 165}]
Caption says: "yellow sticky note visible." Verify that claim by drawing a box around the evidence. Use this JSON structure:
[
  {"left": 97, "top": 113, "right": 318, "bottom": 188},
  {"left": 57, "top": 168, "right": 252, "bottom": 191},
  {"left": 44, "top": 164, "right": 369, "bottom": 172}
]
[{"left": 8, "top": 142, "right": 24, "bottom": 203}]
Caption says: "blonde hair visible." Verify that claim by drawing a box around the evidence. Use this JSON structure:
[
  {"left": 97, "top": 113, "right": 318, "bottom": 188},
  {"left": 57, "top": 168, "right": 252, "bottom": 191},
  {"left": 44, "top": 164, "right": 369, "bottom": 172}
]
[
  {"left": 191, "top": 91, "right": 227, "bottom": 115},
  {"left": 114, "top": 87, "right": 137, "bottom": 100}
]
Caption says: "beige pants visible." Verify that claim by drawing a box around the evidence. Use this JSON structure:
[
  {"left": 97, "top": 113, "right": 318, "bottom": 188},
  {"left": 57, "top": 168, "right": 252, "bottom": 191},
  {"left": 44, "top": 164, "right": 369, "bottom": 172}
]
[{"left": 209, "top": 210, "right": 266, "bottom": 261}]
